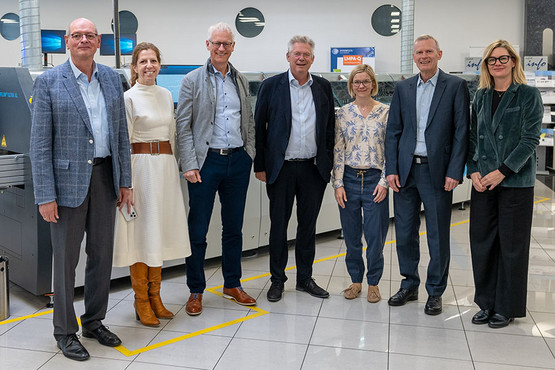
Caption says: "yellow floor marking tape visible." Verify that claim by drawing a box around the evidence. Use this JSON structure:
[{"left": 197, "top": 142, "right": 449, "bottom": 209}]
[
  {"left": 1, "top": 194, "right": 551, "bottom": 354},
  {"left": 0, "top": 309, "right": 53, "bottom": 325}
]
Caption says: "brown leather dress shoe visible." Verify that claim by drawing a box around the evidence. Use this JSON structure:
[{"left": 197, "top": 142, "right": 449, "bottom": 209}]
[
  {"left": 223, "top": 287, "right": 257, "bottom": 306},
  {"left": 186, "top": 293, "right": 203, "bottom": 316}
]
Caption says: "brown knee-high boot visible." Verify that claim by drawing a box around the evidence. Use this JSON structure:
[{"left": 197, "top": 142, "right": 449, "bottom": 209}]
[
  {"left": 130, "top": 263, "right": 160, "bottom": 326},
  {"left": 148, "top": 266, "right": 174, "bottom": 318}
]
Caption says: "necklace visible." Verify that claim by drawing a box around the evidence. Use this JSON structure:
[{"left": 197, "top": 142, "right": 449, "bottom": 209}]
[
  {"left": 495, "top": 90, "right": 505, "bottom": 98},
  {"left": 355, "top": 102, "right": 375, "bottom": 116}
]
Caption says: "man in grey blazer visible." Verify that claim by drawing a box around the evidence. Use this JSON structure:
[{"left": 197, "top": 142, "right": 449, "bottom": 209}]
[
  {"left": 176, "top": 22, "right": 256, "bottom": 316},
  {"left": 29, "top": 18, "right": 132, "bottom": 361},
  {"left": 385, "top": 35, "right": 469, "bottom": 315}
]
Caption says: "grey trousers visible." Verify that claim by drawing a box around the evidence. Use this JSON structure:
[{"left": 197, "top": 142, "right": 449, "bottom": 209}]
[{"left": 50, "top": 160, "right": 117, "bottom": 340}]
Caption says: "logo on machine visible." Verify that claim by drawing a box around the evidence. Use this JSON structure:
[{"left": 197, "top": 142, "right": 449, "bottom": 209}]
[
  {"left": 343, "top": 55, "right": 363, "bottom": 65},
  {"left": 0, "top": 91, "right": 18, "bottom": 98}
]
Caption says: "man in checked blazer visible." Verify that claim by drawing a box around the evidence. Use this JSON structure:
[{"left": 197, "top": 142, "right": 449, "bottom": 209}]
[{"left": 29, "top": 18, "right": 132, "bottom": 361}]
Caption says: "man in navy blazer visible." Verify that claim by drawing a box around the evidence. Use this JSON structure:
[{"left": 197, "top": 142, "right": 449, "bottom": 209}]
[
  {"left": 30, "top": 18, "right": 132, "bottom": 361},
  {"left": 385, "top": 35, "right": 469, "bottom": 315},
  {"left": 254, "top": 36, "right": 335, "bottom": 302}
]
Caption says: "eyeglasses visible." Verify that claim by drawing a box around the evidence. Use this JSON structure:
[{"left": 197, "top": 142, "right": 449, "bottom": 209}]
[
  {"left": 291, "top": 51, "right": 312, "bottom": 59},
  {"left": 69, "top": 33, "right": 98, "bottom": 41},
  {"left": 352, "top": 80, "right": 372, "bottom": 87},
  {"left": 209, "top": 41, "right": 233, "bottom": 49},
  {"left": 485, "top": 55, "right": 512, "bottom": 65}
]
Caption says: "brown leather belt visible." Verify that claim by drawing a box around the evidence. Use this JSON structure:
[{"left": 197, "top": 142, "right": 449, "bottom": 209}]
[{"left": 131, "top": 141, "right": 172, "bottom": 155}]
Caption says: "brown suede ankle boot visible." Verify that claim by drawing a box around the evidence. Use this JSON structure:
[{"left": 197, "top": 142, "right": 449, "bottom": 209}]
[
  {"left": 130, "top": 263, "right": 160, "bottom": 326},
  {"left": 148, "top": 266, "right": 174, "bottom": 318}
]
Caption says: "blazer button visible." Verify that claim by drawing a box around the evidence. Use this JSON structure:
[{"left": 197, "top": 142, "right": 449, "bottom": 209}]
[
  {"left": 479, "top": 135, "right": 484, "bottom": 139},
  {"left": 88, "top": 159, "right": 93, "bottom": 164},
  {"left": 498, "top": 135, "right": 503, "bottom": 140},
  {"left": 206, "top": 142, "right": 209, "bottom": 145}
]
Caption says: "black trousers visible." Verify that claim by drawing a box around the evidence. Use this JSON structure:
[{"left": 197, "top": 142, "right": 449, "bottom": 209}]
[
  {"left": 469, "top": 186, "right": 534, "bottom": 318},
  {"left": 266, "top": 160, "right": 326, "bottom": 284},
  {"left": 51, "top": 160, "right": 117, "bottom": 339}
]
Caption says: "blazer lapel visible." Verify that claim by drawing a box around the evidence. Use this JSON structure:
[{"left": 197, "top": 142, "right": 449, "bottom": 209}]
[
  {"left": 407, "top": 76, "right": 417, "bottom": 131},
  {"left": 278, "top": 73, "right": 292, "bottom": 136},
  {"left": 426, "top": 70, "right": 446, "bottom": 127},
  {"left": 310, "top": 75, "right": 321, "bottom": 139},
  {"left": 491, "top": 83, "right": 517, "bottom": 133},
  {"left": 61, "top": 61, "right": 92, "bottom": 133}
]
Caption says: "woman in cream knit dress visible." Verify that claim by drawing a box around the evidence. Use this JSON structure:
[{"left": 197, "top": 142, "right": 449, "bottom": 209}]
[{"left": 114, "top": 42, "right": 191, "bottom": 326}]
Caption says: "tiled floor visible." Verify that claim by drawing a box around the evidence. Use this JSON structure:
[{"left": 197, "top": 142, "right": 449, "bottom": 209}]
[{"left": 1, "top": 180, "right": 554, "bottom": 369}]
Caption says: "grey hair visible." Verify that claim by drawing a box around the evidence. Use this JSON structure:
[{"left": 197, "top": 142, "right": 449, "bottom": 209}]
[
  {"left": 414, "top": 34, "right": 440, "bottom": 51},
  {"left": 287, "top": 35, "right": 315, "bottom": 54},
  {"left": 207, "top": 22, "right": 235, "bottom": 42},
  {"left": 66, "top": 18, "right": 98, "bottom": 36}
]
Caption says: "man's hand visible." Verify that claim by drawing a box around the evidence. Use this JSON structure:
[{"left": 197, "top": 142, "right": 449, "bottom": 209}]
[
  {"left": 470, "top": 172, "right": 486, "bottom": 192},
  {"left": 255, "top": 171, "right": 266, "bottom": 183},
  {"left": 444, "top": 177, "right": 460, "bottom": 192},
  {"left": 334, "top": 187, "right": 347, "bottom": 208},
  {"left": 39, "top": 201, "right": 59, "bottom": 223},
  {"left": 184, "top": 169, "right": 202, "bottom": 183},
  {"left": 118, "top": 187, "right": 134, "bottom": 212},
  {"left": 480, "top": 169, "right": 505, "bottom": 190},
  {"left": 387, "top": 174, "right": 401, "bottom": 192}
]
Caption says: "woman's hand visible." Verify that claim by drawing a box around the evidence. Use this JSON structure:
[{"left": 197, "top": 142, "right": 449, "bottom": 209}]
[
  {"left": 480, "top": 169, "right": 505, "bottom": 190},
  {"left": 470, "top": 172, "right": 486, "bottom": 192},
  {"left": 334, "top": 187, "right": 347, "bottom": 208},
  {"left": 373, "top": 184, "right": 388, "bottom": 203}
]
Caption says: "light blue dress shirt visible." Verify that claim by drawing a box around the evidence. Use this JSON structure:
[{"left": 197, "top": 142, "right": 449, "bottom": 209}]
[
  {"left": 285, "top": 69, "right": 317, "bottom": 160},
  {"left": 209, "top": 64, "right": 243, "bottom": 149},
  {"left": 414, "top": 70, "right": 439, "bottom": 157},
  {"left": 68, "top": 58, "right": 110, "bottom": 158}
]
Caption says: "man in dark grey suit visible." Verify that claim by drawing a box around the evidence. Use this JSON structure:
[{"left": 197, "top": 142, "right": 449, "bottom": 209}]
[
  {"left": 254, "top": 36, "right": 335, "bottom": 302},
  {"left": 176, "top": 22, "right": 256, "bottom": 316},
  {"left": 30, "top": 18, "right": 132, "bottom": 361},
  {"left": 385, "top": 35, "right": 469, "bottom": 315}
]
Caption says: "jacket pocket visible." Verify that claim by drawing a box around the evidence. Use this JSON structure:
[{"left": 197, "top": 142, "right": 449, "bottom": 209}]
[
  {"left": 504, "top": 106, "right": 521, "bottom": 113},
  {"left": 53, "top": 159, "right": 69, "bottom": 169}
]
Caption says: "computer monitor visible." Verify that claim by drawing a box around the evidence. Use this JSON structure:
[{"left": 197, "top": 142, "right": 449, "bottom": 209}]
[
  {"left": 41, "top": 29, "right": 66, "bottom": 54},
  {"left": 156, "top": 65, "right": 202, "bottom": 106},
  {"left": 99, "top": 34, "right": 136, "bottom": 56}
]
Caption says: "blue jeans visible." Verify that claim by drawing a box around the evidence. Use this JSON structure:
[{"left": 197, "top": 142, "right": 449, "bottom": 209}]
[
  {"left": 186, "top": 148, "right": 252, "bottom": 293},
  {"left": 339, "top": 167, "right": 389, "bottom": 285}
]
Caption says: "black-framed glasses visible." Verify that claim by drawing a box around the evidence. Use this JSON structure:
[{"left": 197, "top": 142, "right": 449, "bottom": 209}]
[
  {"left": 69, "top": 33, "right": 98, "bottom": 41},
  {"left": 485, "top": 55, "right": 512, "bottom": 65},
  {"left": 353, "top": 80, "right": 372, "bottom": 87},
  {"left": 209, "top": 40, "right": 233, "bottom": 49}
]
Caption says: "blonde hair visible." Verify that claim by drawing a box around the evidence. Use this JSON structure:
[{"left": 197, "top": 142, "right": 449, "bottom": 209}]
[
  {"left": 347, "top": 64, "right": 378, "bottom": 98},
  {"left": 130, "top": 42, "right": 161, "bottom": 86},
  {"left": 414, "top": 34, "right": 440, "bottom": 52},
  {"left": 479, "top": 40, "right": 526, "bottom": 89}
]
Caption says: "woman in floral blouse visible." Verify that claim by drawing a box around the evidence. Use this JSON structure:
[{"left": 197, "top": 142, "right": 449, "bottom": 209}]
[{"left": 333, "top": 64, "right": 389, "bottom": 302}]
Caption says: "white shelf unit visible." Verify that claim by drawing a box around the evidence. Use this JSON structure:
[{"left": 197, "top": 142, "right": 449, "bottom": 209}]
[{"left": 538, "top": 83, "right": 555, "bottom": 174}]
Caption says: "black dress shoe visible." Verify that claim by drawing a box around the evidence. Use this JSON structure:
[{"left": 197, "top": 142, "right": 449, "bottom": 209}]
[
  {"left": 57, "top": 334, "right": 90, "bottom": 361},
  {"left": 296, "top": 279, "right": 329, "bottom": 298},
  {"left": 267, "top": 281, "right": 285, "bottom": 302},
  {"left": 82, "top": 325, "right": 122, "bottom": 347},
  {"left": 488, "top": 313, "right": 514, "bottom": 328},
  {"left": 472, "top": 309, "right": 493, "bottom": 325},
  {"left": 388, "top": 288, "right": 418, "bottom": 306},
  {"left": 424, "top": 295, "right": 442, "bottom": 315}
]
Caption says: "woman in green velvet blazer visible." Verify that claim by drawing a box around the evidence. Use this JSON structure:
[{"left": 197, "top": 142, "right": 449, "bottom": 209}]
[{"left": 467, "top": 40, "right": 543, "bottom": 329}]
